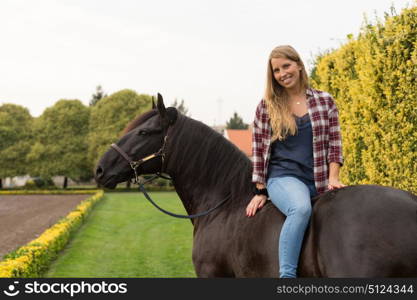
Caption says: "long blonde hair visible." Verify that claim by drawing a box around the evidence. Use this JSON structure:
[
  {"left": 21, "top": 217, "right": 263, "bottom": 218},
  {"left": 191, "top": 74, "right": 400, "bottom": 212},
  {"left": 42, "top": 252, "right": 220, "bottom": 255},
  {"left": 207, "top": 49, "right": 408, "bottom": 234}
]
[{"left": 264, "top": 45, "right": 309, "bottom": 141}]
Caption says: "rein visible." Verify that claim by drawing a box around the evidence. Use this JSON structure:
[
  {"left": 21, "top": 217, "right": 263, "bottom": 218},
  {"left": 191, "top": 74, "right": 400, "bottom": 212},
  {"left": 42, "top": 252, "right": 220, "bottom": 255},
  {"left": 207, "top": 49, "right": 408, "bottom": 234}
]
[{"left": 110, "top": 126, "right": 230, "bottom": 219}]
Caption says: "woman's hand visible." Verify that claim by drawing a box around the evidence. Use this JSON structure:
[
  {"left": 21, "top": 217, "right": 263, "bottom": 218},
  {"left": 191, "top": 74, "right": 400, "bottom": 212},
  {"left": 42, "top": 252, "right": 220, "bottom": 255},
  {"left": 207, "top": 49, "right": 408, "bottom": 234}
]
[
  {"left": 328, "top": 177, "right": 346, "bottom": 190},
  {"left": 246, "top": 195, "right": 267, "bottom": 217},
  {"left": 328, "top": 162, "right": 346, "bottom": 190}
]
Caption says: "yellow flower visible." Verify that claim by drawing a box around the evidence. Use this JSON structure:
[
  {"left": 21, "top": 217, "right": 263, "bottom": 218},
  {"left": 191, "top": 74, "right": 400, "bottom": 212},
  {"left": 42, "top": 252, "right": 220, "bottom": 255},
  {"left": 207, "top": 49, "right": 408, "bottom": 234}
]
[{"left": 0, "top": 190, "right": 104, "bottom": 277}]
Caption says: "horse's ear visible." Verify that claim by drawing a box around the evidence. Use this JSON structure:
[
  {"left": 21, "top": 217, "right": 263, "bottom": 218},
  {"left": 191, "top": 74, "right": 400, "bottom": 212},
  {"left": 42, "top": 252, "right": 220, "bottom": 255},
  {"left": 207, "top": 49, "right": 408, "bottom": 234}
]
[
  {"left": 157, "top": 93, "right": 166, "bottom": 117},
  {"left": 157, "top": 93, "right": 177, "bottom": 127},
  {"left": 151, "top": 96, "right": 156, "bottom": 109}
]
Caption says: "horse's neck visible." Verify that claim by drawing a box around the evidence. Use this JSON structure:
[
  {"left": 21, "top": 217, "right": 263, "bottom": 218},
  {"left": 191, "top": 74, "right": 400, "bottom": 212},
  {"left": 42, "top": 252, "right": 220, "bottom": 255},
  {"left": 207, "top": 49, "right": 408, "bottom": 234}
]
[
  {"left": 169, "top": 163, "right": 227, "bottom": 217},
  {"left": 166, "top": 120, "right": 238, "bottom": 216},
  {"left": 171, "top": 180, "right": 199, "bottom": 217}
]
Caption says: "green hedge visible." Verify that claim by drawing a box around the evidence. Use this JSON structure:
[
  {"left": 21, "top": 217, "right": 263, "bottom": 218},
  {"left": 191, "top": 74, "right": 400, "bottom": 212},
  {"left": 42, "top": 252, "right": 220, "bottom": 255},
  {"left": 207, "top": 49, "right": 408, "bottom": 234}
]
[{"left": 310, "top": 5, "right": 417, "bottom": 194}]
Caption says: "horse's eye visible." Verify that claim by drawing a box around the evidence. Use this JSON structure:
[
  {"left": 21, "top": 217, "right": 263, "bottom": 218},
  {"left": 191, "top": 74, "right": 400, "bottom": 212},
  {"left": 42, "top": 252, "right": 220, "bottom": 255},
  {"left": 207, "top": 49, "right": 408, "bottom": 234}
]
[{"left": 138, "top": 130, "right": 148, "bottom": 136}]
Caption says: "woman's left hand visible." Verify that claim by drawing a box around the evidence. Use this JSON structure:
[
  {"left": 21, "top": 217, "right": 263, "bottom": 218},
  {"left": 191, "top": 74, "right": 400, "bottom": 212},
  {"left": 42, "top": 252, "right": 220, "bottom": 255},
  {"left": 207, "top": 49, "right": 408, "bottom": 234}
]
[{"left": 328, "top": 178, "right": 346, "bottom": 190}]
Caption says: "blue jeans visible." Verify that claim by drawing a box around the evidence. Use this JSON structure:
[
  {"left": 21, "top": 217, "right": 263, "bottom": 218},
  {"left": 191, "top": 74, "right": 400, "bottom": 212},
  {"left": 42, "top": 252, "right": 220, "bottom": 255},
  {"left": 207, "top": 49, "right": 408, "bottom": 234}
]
[{"left": 266, "top": 176, "right": 317, "bottom": 278}]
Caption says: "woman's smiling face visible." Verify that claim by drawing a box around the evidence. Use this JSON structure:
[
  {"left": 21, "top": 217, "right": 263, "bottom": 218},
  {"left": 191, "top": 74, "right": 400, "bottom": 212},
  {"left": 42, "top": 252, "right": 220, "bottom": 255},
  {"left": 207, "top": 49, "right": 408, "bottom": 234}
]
[{"left": 270, "top": 57, "right": 302, "bottom": 90}]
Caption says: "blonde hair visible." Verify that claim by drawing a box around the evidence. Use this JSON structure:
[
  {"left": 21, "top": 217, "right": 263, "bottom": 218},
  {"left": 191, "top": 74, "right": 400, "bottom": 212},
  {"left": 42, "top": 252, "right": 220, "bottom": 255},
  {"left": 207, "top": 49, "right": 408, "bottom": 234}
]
[{"left": 264, "top": 45, "right": 309, "bottom": 141}]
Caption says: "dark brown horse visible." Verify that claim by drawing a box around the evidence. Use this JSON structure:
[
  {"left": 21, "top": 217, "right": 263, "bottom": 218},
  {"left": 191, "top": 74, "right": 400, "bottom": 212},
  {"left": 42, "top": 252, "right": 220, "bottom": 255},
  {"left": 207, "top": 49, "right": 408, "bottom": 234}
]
[{"left": 95, "top": 94, "right": 417, "bottom": 277}]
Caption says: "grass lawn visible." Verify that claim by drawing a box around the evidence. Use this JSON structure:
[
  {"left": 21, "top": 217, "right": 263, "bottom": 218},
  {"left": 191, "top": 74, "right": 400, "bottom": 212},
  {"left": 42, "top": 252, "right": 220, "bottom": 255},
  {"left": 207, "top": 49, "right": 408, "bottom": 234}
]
[{"left": 46, "top": 192, "right": 196, "bottom": 278}]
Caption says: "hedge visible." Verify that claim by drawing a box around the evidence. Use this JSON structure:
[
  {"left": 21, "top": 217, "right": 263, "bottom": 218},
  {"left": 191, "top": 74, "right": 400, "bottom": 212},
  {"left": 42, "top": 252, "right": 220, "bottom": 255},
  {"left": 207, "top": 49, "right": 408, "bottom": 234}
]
[
  {"left": 310, "top": 5, "right": 417, "bottom": 194},
  {"left": 0, "top": 190, "right": 104, "bottom": 277}
]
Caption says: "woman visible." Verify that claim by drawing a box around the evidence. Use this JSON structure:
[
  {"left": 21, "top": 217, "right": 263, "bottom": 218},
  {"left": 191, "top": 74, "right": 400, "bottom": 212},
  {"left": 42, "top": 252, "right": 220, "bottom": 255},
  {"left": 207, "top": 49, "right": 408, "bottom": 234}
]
[{"left": 245, "top": 45, "right": 346, "bottom": 278}]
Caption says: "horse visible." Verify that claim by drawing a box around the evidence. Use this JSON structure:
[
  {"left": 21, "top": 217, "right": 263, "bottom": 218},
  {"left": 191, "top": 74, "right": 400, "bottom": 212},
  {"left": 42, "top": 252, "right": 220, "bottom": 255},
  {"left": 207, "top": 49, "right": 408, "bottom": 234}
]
[{"left": 95, "top": 94, "right": 417, "bottom": 277}]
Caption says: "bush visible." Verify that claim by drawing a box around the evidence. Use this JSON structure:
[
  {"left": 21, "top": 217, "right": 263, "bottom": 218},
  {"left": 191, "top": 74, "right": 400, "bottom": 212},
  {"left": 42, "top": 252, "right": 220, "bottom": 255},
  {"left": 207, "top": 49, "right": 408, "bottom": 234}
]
[
  {"left": 310, "top": 5, "right": 417, "bottom": 194},
  {"left": 23, "top": 179, "right": 37, "bottom": 189},
  {"left": 24, "top": 177, "right": 55, "bottom": 189}
]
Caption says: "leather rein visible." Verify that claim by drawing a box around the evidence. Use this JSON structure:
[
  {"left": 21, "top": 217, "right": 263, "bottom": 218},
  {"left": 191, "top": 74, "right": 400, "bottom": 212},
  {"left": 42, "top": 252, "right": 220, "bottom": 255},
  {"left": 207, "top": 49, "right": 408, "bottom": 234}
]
[{"left": 110, "top": 126, "right": 230, "bottom": 219}]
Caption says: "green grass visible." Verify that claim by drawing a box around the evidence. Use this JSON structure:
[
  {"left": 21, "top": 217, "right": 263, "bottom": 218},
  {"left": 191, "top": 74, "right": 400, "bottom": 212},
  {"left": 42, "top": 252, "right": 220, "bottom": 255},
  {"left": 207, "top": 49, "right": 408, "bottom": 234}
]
[{"left": 45, "top": 192, "right": 196, "bottom": 278}]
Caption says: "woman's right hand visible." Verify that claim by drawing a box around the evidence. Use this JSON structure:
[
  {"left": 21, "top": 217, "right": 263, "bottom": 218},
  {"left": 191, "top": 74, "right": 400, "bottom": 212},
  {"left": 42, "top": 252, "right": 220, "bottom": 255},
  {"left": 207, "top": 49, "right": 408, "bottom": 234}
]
[{"left": 246, "top": 194, "right": 267, "bottom": 217}]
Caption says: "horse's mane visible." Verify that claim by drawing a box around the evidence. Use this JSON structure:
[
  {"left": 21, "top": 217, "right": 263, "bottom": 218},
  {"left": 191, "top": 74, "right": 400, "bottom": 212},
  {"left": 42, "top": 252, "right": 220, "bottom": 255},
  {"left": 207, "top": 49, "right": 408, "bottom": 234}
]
[
  {"left": 123, "top": 109, "right": 159, "bottom": 134},
  {"left": 123, "top": 109, "right": 253, "bottom": 206},
  {"left": 167, "top": 114, "right": 253, "bottom": 205}
]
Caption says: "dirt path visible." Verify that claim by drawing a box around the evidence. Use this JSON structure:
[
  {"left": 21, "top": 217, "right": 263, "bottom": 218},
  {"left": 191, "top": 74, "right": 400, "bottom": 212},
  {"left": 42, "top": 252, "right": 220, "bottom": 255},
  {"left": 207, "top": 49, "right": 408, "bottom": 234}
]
[{"left": 0, "top": 194, "right": 90, "bottom": 259}]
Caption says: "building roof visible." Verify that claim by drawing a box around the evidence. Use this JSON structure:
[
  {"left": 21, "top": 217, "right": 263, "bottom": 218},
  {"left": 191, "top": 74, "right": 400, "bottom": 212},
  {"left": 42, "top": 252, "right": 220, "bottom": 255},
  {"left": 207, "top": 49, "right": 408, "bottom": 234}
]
[
  {"left": 211, "top": 124, "right": 226, "bottom": 134},
  {"left": 224, "top": 129, "right": 252, "bottom": 157}
]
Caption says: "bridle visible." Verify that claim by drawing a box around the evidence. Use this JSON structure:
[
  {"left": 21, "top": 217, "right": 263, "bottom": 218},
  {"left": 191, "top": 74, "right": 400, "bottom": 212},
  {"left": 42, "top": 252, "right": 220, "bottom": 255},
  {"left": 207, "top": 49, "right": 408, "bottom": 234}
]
[
  {"left": 111, "top": 131, "right": 169, "bottom": 185},
  {"left": 110, "top": 125, "right": 230, "bottom": 219}
]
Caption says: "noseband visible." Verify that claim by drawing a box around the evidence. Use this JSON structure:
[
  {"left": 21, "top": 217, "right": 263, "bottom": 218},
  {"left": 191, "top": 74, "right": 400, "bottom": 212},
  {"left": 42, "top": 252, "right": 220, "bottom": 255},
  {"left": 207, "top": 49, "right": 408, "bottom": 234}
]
[
  {"left": 111, "top": 131, "right": 169, "bottom": 185},
  {"left": 110, "top": 125, "right": 230, "bottom": 219}
]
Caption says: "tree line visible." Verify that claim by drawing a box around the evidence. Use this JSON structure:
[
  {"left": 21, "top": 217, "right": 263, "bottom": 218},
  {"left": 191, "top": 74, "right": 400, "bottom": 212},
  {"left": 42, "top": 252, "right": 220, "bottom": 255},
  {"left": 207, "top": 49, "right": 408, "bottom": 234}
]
[
  {"left": 0, "top": 87, "right": 249, "bottom": 188},
  {"left": 0, "top": 88, "right": 152, "bottom": 188}
]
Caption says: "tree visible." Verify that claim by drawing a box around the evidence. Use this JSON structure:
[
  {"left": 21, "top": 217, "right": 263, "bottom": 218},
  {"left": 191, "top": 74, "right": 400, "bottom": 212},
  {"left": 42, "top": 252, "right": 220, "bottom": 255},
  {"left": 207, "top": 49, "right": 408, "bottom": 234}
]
[
  {"left": 0, "top": 104, "right": 33, "bottom": 188},
  {"left": 88, "top": 89, "right": 152, "bottom": 170},
  {"left": 27, "top": 100, "right": 91, "bottom": 188},
  {"left": 89, "top": 85, "right": 107, "bottom": 106},
  {"left": 226, "top": 112, "right": 249, "bottom": 129},
  {"left": 171, "top": 98, "right": 190, "bottom": 116}
]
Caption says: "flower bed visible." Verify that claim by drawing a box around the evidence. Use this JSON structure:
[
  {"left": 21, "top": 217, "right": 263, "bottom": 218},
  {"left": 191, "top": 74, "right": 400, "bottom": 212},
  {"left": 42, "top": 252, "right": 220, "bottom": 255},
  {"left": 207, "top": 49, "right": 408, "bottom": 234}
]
[{"left": 0, "top": 190, "right": 104, "bottom": 277}]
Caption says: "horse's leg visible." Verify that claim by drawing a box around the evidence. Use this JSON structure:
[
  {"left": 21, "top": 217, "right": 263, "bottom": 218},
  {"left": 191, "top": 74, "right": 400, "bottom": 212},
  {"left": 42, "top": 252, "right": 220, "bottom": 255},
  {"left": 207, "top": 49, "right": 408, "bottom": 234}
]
[
  {"left": 232, "top": 205, "right": 282, "bottom": 277},
  {"left": 193, "top": 252, "right": 236, "bottom": 277},
  {"left": 193, "top": 261, "right": 235, "bottom": 278},
  {"left": 192, "top": 229, "right": 235, "bottom": 278}
]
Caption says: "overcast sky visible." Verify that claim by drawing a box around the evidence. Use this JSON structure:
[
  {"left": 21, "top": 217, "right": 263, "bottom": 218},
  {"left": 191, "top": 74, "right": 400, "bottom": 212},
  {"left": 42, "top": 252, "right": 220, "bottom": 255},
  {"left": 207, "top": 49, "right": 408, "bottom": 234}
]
[{"left": 0, "top": 0, "right": 413, "bottom": 125}]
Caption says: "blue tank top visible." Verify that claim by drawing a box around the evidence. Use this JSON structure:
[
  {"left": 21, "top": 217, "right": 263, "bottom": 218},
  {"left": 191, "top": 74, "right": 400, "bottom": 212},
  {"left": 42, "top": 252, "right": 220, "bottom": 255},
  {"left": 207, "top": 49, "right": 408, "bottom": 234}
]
[{"left": 267, "top": 113, "right": 314, "bottom": 185}]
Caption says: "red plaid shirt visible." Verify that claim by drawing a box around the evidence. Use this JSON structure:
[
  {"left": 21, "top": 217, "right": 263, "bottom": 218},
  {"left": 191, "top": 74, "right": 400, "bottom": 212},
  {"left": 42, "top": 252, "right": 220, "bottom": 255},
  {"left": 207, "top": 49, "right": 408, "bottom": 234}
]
[{"left": 252, "top": 88, "right": 344, "bottom": 195}]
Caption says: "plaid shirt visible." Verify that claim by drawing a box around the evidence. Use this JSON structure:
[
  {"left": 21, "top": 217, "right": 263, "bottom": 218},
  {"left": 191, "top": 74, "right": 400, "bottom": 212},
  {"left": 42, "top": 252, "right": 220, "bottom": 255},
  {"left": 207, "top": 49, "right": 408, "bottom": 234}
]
[{"left": 252, "top": 88, "right": 343, "bottom": 195}]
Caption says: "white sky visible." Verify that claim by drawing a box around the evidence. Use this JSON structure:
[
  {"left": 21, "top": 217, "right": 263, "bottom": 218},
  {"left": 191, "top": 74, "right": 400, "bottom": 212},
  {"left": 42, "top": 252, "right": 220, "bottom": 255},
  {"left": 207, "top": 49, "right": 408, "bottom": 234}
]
[{"left": 0, "top": 0, "right": 413, "bottom": 125}]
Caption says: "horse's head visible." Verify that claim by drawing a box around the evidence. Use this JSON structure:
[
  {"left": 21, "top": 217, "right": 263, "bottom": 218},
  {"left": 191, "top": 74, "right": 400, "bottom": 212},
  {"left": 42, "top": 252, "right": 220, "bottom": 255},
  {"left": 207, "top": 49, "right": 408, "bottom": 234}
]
[{"left": 95, "top": 93, "right": 178, "bottom": 189}]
